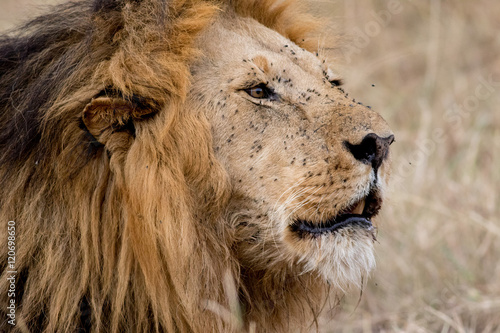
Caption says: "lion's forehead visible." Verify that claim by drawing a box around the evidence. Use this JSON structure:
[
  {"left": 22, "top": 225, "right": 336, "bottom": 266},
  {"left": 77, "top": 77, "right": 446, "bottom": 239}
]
[{"left": 197, "top": 15, "right": 331, "bottom": 83}]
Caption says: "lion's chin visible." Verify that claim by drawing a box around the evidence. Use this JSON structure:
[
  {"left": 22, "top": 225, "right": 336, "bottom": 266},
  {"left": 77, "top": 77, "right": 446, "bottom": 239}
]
[
  {"left": 286, "top": 225, "right": 376, "bottom": 291},
  {"left": 284, "top": 190, "right": 381, "bottom": 290}
]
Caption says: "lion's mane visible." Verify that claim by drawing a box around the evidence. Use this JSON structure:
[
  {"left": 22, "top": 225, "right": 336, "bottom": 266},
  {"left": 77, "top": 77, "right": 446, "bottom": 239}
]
[{"left": 0, "top": 0, "right": 332, "bottom": 332}]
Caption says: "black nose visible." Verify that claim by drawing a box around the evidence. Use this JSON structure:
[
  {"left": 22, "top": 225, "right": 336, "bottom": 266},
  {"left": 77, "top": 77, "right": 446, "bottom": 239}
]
[{"left": 345, "top": 133, "right": 395, "bottom": 170}]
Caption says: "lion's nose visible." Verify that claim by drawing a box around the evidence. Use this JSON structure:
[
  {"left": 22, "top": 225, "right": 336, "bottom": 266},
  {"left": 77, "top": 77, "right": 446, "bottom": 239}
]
[{"left": 345, "top": 133, "right": 395, "bottom": 170}]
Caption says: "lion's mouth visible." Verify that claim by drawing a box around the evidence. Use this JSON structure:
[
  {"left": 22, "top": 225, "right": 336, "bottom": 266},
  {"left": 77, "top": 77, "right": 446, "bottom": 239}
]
[{"left": 290, "top": 189, "right": 382, "bottom": 238}]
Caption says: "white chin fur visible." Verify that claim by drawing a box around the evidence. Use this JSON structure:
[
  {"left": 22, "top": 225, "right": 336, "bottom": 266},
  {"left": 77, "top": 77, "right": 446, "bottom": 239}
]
[{"left": 296, "top": 227, "right": 376, "bottom": 292}]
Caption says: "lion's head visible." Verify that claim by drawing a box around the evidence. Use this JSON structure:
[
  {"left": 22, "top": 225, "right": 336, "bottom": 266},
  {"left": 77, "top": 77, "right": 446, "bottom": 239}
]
[{"left": 0, "top": 0, "right": 393, "bottom": 332}]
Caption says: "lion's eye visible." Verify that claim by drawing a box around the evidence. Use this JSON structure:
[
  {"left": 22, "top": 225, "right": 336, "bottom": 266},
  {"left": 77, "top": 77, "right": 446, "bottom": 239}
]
[{"left": 244, "top": 84, "right": 273, "bottom": 99}]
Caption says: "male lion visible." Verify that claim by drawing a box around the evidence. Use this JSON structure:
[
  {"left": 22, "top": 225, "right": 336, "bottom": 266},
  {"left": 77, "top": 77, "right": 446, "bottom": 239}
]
[{"left": 0, "top": 0, "right": 394, "bottom": 332}]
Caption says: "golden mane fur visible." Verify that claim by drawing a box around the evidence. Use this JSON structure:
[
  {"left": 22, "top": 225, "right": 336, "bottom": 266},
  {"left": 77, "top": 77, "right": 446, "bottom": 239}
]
[{"left": 0, "top": 0, "right": 393, "bottom": 332}]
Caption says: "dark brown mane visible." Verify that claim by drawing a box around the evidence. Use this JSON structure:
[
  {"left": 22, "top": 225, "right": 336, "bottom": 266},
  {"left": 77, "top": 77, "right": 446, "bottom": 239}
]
[
  {"left": 0, "top": 1, "right": 112, "bottom": 168},
  {"left": 1, "top": 1, "right": 219, "bottom": 331}
]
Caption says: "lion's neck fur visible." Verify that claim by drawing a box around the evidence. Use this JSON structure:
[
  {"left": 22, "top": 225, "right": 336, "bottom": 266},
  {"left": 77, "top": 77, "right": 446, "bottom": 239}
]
[{"left": 0, "top": 0, "right": 332, "bottom": 332}]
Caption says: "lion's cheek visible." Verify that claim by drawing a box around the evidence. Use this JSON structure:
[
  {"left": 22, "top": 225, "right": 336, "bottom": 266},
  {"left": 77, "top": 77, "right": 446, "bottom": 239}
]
[{"left": 283, "top": 227, "right": 376, "bottom": 291}]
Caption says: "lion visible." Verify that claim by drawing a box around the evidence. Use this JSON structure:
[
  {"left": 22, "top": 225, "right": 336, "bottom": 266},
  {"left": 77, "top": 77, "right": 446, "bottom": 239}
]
[{"left": 0, "top": 0, "right": 394, "bottom": 332}]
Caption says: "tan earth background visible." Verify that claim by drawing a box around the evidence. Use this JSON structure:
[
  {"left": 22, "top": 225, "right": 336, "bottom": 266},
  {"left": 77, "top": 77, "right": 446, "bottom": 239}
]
[{"left": 1, "top": 0, "right": 499, "bottom": 332}]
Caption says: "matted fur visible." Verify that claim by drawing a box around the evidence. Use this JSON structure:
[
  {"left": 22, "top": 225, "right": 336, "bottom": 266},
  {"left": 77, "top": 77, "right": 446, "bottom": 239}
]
[{"left": 0, "top": 0, "right": 393, "bottom": 332}]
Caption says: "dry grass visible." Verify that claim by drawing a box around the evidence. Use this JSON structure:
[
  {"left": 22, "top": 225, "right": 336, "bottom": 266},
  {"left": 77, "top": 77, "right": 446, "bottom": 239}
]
[
  {"left": 2, "top": 0, "right": 499, "bottom": 332},
  {"left": 319, "top": 1, "right": 500, "bottom": 332}
]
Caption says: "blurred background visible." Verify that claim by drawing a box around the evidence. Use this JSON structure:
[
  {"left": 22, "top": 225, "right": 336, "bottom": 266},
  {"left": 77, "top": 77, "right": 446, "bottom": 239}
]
[
  {"left": 319, "top": 1, "right": 500, "bottom": 332},
  {"left": 2, "top": 0, "right": 499, "bottom": 332}
]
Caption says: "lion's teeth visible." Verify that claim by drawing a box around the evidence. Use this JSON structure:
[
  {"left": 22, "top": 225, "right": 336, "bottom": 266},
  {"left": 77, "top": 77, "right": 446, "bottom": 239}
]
[{"left": 352, "top": 199, "right": 365, "bottom": 215}]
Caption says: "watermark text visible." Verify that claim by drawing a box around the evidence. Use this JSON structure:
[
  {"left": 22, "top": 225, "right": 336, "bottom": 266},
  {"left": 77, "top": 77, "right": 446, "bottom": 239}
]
[{"left": 6, "top": 220, "right": 17, "bottom": 326}]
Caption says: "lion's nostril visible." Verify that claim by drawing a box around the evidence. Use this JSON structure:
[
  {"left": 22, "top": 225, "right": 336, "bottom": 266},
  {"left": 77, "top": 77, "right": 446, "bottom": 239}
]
[{"left": 345, "top": 133, "right": 394, "bottom": 170}]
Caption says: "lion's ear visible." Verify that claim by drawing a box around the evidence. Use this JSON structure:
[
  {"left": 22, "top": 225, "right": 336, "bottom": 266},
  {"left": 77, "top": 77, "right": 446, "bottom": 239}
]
[{"left": 82, "top": 96, "right": 154, "bottom": 145}]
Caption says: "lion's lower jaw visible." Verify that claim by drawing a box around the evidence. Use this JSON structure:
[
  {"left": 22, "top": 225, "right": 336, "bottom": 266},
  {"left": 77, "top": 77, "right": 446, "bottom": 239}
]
[
  {"left": 235, "top": 230, "right": 375, "bottom": 331},
  {"left": 291, "top": 228, "right": 376, "bottom": 292}
]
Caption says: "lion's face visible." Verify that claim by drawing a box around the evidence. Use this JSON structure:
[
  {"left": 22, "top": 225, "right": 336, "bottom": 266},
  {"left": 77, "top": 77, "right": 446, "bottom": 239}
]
[{"left": 190, "top": 16, "right": 394, "bottom": 289}]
